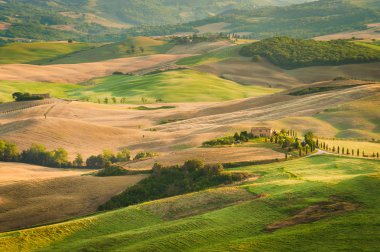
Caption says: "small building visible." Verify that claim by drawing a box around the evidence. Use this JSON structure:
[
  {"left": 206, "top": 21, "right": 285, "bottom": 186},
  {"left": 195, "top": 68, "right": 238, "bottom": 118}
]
[
  {"left": 251, "top": 127, "right": 273, "bottom": 137},
  {"left": 32, "top": 93, "right": 50, "bottom": 99}
]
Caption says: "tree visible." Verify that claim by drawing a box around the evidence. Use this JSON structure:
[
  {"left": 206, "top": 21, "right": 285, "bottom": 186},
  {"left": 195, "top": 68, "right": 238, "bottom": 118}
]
[
  {"left": 139, "top": 46, "right": 144, "bottom": 53},
  {"left": 304, "top": 131, "right": 316, "bottom": 151},
  {"left": 86, "top": 155, "right": 107, "bottom": 169},
  {"left": 51, "top": 148, "right": 69, "bottom": 167},
  {"left": 233, "top": 132, "right": 240, "bottom": 141},
  {"left": 116, "top": 148, "right": 131, "bottom": 162},
  {"left": 104, "top": 97, "right": 109, "bottom": 104},
  {"left": 112, "top": 97, "right": 117, "bottom": 103},
  {"left": 74, "top": 154, "right": 84, "bottom": 167},
  {"left": 102, "top": 150, "right": 117, "bottom": 164},
  {"left": 0, "top": 140, "right": 19, "bottom": 162}
]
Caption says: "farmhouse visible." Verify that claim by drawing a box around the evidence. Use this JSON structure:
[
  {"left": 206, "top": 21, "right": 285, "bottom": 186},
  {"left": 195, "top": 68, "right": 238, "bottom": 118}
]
[{"left": 251, "top": 127, "right": 273, "bottom": 137}]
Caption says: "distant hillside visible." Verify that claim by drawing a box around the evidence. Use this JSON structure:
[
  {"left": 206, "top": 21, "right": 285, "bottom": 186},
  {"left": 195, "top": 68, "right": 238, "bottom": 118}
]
[
  {"left": 151, "top": 0, "right": 380, "bottom": 39},
  {"left": 240, "top": 37, "right": 380, "bottom": 69},
  {"left": 0, "top": 0, "right": 312, "bottom": 41}
]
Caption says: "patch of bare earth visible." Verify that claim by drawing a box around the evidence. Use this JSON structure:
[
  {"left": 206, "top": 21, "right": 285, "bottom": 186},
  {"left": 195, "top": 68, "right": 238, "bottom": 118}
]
[
  {"left": 0, "top": 22, "right": 10, "bottom": 31},
  {"left": 0, "top": 162, "right": 147, "bottom": 232},
  {"left": 0, "top": 54, "right": 191, "bottom": 83},
  {"left": 266, "top": 200, "right": 358, "bottom": 232}
]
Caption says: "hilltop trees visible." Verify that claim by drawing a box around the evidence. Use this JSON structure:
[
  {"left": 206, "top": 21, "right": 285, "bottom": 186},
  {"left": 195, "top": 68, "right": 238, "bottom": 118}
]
[{"left": 240, "top": 37, "right": 380, "bottom": 69}]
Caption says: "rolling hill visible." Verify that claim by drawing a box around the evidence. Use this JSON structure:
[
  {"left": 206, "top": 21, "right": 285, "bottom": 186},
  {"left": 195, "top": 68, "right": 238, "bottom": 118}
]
[
  {"left": 1, "top": 155, "right": 380, "bottom": 251},
  {"left": 0, "top": 42, "right": 96, "bottom": 64},
  {"left": 69, "top": 69, "right": 281, "bottom": 103},
  {"left": 0, "top": 0, "right": 313, "bottom": 41},
  {"left": 158, "top": 0, "right": 380, "bottom": 39}
]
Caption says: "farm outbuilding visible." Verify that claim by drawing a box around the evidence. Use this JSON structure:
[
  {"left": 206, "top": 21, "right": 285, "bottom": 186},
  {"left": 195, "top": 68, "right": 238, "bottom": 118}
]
[{"left": 251, "top": 127, "right": 273, "bottom": 137}]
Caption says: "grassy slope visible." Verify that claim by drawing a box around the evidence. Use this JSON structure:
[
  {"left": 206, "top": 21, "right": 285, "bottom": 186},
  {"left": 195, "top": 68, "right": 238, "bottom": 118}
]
[
  {"left": 354, "top": 41, "right": 380, "bottom": 51},
  {"left": 315, "top": 93, "right": 380, "bottom": 139},
  {"left": 176, "top": 45, "right": 242, "bottom": 66},
  {"left": 0, "top": 81, "right": 81, "bottom": 102},
  {"left": 41, "top": 37, "right": 174, "bottom": 64},
  {"left": 319, "top": 139, "right": 380, "bottom": 155},
  {"left": 70, "top": 69, "right": 281, "bottom": 103},
  {"left": 1, "top": 155, "right": 380, "bottom": 251},
  {"left": 0, "top": 42, "right": 94, "bottom": 64}
]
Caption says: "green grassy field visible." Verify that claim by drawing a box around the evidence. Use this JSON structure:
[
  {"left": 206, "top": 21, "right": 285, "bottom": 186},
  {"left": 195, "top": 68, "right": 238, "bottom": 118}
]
[
  {"left": 39, "top": 37, "right": 174, "bottom": 64},
  {"left": 354, "top": 41, "right": 380, "bottom": 51},
  {"left": 315, "top": 93, "right": 380, "bottom": 140},
  {"left": 1, "top": 155, "right": 379, "bottom": 251},
  {"left": 0, "top": 42, "right": 95, "bottom": 64},
  {"left": 0, "top": 81, "right": 81, "bottom": 102},
  {"left": 319, "top": 139, "right": 380, "bottom": 155},
  {"left": 70, "top": 69, "right": 281, "bottom": 103},
  {"left": 176, "top": 45, "right": 242, "bottom": 66}
]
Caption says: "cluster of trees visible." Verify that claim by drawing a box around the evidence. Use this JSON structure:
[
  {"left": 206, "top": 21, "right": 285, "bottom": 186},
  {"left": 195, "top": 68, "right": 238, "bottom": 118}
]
[
  {"left": 86, "top": 149, "right": 131, "bottom": 169},
  {"left": 202, "top": 131, "right": 253, "bottom": 147},
  {"left": 0, "top": 142, "right": 71, "bottom": 168},
  {"left": 126, "top": 44, "right": 144, "bottom": 54},
  {"left": 134, "top": 151, "right": 157, "bottom": 160},
  {"left": 318, "top": 141, "right": 379, "bottom": 159},
  {"left": 268, "top": 130, "right": 316, "bottom": 156},
  {"left": 169, "top": 33, "right": 230, "bottom": 45},
  {"left": 0, "top": 140, "right": 161, "bottom": 169},
  {"left": 12, "top": 92, "right": 43, "bottom": 102},
  {"left": 240, "top": 37, "right": 380, "bottom": 69},
  {"left": 98, "top": 159, "right": 248, "bottom": 210}
]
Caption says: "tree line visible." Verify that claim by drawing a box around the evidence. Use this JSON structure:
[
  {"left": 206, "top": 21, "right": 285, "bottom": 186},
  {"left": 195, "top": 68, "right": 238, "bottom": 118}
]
[
  {"left": 0, "top": 140, "right": 157, "bottom": 169},
  {"left": 318, "top": 140, "right": 379, "bottom": 159}
]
